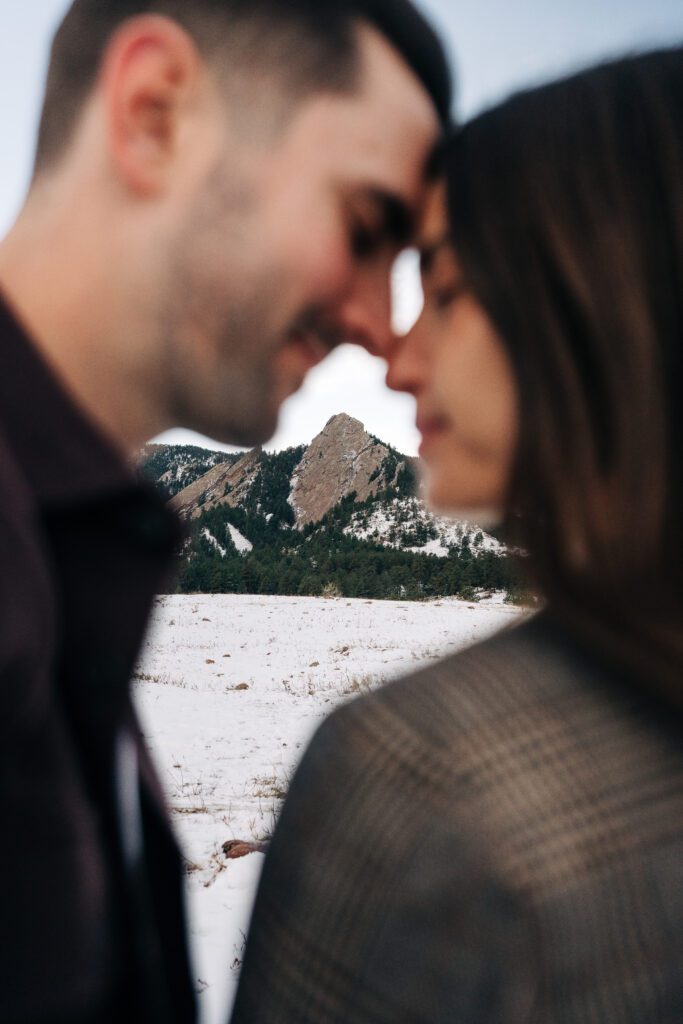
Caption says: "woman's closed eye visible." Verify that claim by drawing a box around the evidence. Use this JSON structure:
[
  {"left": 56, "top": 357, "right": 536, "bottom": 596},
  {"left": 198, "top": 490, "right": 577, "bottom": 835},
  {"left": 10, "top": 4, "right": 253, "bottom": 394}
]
[{"left": 426, "top": 279, "right": 468, "bottom": 310}]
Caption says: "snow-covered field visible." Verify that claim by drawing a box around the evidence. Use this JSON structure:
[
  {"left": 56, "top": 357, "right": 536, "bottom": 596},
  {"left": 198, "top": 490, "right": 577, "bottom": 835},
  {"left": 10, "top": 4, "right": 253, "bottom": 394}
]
[{"left": 133, "top": 593, "right": 523, "bottom": 1024}]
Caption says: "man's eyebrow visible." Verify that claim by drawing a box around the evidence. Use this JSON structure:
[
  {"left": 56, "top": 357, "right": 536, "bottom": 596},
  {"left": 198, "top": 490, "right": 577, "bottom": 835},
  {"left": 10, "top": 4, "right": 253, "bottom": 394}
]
[{"left": 419, "top": 232, "right": 452, "bottom": 275}]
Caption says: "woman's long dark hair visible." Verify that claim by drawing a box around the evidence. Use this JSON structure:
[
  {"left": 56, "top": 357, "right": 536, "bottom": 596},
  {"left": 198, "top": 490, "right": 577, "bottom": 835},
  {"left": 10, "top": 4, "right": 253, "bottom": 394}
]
[{"left": 445, "top": 48, "right": 683, "bottom": 701}]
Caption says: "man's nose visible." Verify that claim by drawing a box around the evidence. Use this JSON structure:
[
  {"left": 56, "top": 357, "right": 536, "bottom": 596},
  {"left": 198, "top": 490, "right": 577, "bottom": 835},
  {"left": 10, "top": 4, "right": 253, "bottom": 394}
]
[{"left": 334, "top": 266, "right": 393, "bottom": 357}]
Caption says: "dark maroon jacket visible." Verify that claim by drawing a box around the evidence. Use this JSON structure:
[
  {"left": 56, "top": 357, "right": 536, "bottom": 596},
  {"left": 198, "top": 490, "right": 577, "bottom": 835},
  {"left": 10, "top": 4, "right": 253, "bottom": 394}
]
[{"left": 0, "top": 295, "right": 196, "bottom": 1023}]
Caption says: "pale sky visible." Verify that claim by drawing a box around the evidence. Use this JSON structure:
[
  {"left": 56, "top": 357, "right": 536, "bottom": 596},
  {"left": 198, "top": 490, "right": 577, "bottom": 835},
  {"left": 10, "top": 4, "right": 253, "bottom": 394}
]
[{"left": 1, "top": 1, "right": 681, "bottom": 455}]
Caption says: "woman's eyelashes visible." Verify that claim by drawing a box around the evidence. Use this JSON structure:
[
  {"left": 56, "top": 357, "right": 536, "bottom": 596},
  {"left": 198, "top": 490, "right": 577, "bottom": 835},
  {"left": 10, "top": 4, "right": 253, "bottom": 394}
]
[{"left": 426, "top": 279, "right": 468, "bottom": 310}]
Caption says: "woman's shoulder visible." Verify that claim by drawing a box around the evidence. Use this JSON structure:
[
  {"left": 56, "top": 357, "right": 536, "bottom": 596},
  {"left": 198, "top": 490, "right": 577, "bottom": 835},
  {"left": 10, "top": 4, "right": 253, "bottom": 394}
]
[
  {"left": 310, "top": 612, "right": 683, "bottom": 893},
  {"left": 317, "top": 610, "right": 679, "bottom": 812}
]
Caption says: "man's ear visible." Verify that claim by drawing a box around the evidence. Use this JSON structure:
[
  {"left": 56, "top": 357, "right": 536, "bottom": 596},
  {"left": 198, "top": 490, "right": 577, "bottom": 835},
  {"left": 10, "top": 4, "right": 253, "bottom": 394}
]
[{"left": 100, "top": 15, "right": 203, "bottom": 197}]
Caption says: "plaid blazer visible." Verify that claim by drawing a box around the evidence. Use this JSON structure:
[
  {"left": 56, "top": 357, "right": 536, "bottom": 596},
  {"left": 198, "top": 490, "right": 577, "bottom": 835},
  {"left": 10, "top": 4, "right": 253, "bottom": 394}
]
[{"left": 230, "top": 614, "right": 683, "bottom": 1023}]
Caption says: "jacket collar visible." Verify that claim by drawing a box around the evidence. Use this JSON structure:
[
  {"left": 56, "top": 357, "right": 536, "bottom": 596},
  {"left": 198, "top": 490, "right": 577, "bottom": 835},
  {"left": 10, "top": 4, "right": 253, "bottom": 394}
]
[{"left": 0, "top": 291, "right": 151, "bottom": 508}]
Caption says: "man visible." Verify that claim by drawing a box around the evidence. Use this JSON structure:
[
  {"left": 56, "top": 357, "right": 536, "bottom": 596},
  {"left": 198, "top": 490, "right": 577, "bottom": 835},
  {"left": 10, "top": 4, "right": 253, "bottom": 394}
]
[{"left": 0, "top": 1, "right": 450, "bottom": 1021}]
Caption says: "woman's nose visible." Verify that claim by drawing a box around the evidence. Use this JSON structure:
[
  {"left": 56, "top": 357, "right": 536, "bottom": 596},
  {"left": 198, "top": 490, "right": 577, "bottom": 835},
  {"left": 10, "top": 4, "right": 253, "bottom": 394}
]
[{"left": 385, "top": 318, "right": 428, "bottom": 395}]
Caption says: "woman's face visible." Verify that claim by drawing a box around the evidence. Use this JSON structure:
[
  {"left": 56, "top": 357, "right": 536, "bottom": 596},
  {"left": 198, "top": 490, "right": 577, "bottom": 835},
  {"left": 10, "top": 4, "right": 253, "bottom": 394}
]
[{"left": 387, "top": 183, "right": 519, "bottom": 519}]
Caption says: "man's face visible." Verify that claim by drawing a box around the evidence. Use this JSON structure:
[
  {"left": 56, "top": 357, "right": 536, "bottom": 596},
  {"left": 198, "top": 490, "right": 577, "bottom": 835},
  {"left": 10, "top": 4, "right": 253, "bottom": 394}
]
[{"left": 162, "top": 25, "right": 440, "bottom": 446}]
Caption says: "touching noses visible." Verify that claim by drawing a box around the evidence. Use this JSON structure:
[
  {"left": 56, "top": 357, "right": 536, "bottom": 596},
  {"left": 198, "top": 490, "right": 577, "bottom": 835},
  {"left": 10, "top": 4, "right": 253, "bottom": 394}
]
[{"left": 329, "top": 263, "right": 432, "bottom": 399}]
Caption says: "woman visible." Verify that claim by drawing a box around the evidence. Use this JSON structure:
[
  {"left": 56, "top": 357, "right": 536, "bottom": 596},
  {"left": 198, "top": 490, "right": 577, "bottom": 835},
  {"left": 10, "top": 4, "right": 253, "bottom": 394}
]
[{"left": 230, "top": 48, "right": 683, "bottom": 1023}]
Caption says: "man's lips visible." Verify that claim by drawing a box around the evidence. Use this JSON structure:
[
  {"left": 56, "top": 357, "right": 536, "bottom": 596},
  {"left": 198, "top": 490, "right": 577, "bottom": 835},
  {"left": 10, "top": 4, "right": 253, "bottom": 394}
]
[
  {"left": 282, "top": 330, "right": 331, "bottom": 371},
  {"left": 275, "top": 329, "right": 339, "bottom": 403}
]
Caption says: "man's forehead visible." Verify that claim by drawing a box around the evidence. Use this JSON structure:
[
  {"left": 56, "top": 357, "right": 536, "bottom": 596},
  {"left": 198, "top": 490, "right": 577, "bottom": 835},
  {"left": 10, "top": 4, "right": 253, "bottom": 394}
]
[
  {"left": 335, "top": 43, "right": 440, "bottom": 211},
  {"left": 338, "top": 136, "right": 435, "bottom": 216},
  {"left": 355, "top": 22, "right": 441, "bottom": 129},
  {"left": 336, "top": 22, "right": 440, "bottom": 169},
  {"left": 277, "top": 85, "right": 438, "bottom": 221},
  {"left": 263, "top": 25, "right": 441, "bottom": 226}
]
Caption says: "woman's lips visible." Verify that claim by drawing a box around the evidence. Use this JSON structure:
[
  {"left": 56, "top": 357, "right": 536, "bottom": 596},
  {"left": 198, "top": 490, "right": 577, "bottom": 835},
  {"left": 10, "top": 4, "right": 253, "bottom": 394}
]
[{"left": 416, "top": 414, "right": 449, "bottom": 455}]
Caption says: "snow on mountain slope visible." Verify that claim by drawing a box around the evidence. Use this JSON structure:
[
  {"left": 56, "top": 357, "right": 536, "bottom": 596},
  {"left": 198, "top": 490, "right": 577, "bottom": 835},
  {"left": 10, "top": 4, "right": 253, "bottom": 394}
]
[
  {"left": 226, "top": 523, "right": 253, "bottom": 554},
  {"left": 344, "top": 496, "right": 505, "bottom": 556}
]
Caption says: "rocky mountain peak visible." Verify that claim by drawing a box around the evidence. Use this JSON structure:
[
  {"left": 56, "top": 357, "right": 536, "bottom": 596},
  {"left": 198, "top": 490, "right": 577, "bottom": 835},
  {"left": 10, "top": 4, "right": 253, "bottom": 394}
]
[
  {"left": 321, "top": 412, "right": 363, "bottom": 434},
  {"left": 288, "top": 414, "right": 403, "bottom": 527},
  {"left": 163, "top": 413, "right": 413, "bottom": 528},
  {"left": 170, "top": 446, "right": 263, "bottom": 519}
]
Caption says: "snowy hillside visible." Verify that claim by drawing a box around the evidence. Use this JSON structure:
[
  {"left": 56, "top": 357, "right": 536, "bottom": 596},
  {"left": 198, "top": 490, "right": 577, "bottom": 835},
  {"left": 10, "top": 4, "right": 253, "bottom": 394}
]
[{"left": 343, "top": 495, "right": 506, "bottom": 557}]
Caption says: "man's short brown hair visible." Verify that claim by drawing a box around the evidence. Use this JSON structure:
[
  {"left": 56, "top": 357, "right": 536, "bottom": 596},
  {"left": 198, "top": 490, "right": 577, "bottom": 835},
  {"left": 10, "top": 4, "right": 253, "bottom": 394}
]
[{"left": 35, "top": 0, "right": 452, "bottom": 173}]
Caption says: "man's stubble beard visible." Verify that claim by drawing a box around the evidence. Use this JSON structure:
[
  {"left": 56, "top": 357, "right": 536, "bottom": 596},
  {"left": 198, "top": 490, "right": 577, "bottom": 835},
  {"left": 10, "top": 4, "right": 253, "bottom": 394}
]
[
  {"left": 159, "top": 158, "right": 292, "bottom": 446},
  {"left": 163, "top": 284, "right": 287, "bottom": 447},
  {"left": 156, "top": 154, "right": 344, "bottom": 447}
]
